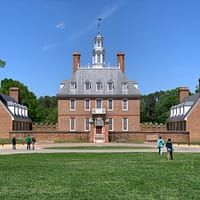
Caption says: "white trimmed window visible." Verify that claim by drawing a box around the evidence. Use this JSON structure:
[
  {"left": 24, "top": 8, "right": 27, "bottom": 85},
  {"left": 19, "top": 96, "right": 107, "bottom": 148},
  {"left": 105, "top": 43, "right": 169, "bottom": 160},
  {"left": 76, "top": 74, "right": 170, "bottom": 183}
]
[
  {"left": 96, "top": 81, "right": 102, "bottom": 90},
  {"left": 70, "top": 99, "right": 76, "bottom": 110},
  {"left": 96, "top": 99, "right": 102, "bottom": 109},
  {"left": 85, "top": 98, "right": 90, "bottom": 110},
  {"left": 70, "top": 82, "right": 76, "bottom": 91},
  {"left": 108, "top": 99, "right": 113, "bottom": 110},
  {"left": 122, "top": 82, "right": 128, "bottom": 92},
  {"left": 70, "top": 118, "right": 76, "bottom": 131},
  {"left": 122, "top": 99, "right": 128, "bottom": 110},
  {"left": 109, "top": 118, "right": 113, "bottom": 131},
  {"left": 85, "top": 118, "right": 90, "bottom": 131},
  {"left": 85, "top": 81, "right": 91, "bottom": 90},
  {"left": 122, "top": 118, "right": 128, "bottom": 131},
  {"left": 108, "top": 81, "right": 114, "bottom": 91}
]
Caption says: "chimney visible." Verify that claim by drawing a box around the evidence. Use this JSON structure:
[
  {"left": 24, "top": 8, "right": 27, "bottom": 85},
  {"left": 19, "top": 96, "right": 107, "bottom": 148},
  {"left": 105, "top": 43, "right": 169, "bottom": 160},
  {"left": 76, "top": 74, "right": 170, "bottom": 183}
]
[
  {"left": 179, "top": 87, "right": 189, "bottom": 103},
  {"left": 117, "top": 52, "right": 125, "bottom": 73},
  {"left": 9, "top": 87, "right": 19, "bottom": 103},
  {"left": 73, "top": 52, "right": 81, "bottom": 73}
]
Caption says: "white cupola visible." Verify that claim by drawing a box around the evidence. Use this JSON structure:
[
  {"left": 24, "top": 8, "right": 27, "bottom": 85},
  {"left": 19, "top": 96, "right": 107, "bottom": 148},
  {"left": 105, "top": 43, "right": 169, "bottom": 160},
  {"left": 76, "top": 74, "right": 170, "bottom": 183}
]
[{"left": 92, "top": 18, "right": 105, "bottom": 68}]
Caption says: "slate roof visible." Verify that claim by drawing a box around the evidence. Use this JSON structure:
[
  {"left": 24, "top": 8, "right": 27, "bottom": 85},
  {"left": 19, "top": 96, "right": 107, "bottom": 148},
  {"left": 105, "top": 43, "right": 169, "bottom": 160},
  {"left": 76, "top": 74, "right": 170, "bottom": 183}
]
[
  {"left": 57, "top": 68, "right": 141, "bottom": 98},
  {"left": 167, "top": 93, "right": 200, "bottom": 122},
  {"left": 0, "top": 93, "right": 31, "bottom": 121}
]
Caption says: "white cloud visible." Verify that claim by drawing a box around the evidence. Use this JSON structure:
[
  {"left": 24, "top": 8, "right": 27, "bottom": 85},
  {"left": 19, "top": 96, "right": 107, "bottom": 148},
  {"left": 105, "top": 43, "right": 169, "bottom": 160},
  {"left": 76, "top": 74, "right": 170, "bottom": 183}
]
[{"left": 56, "top": 22, "right": 65, "bottom": 30}]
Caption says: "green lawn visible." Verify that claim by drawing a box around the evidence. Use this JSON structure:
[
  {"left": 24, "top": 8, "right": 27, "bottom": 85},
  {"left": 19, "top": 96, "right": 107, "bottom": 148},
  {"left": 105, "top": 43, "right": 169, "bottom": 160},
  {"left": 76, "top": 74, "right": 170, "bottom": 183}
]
[{"left": 0, "top": 153, "right": 199, "bottom": 200}]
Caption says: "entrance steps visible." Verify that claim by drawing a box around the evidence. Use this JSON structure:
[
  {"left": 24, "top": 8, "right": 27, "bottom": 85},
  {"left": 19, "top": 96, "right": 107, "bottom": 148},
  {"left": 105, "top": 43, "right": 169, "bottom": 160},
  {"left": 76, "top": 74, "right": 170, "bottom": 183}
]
[{"left": 94, "top": 134, "right": 105, "bottom": 143}]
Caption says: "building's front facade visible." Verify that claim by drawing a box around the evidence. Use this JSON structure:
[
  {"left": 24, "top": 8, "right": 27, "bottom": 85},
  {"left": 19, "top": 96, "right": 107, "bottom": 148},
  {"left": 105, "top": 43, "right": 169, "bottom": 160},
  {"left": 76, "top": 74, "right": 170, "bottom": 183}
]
[
  {"left": 0, "top": 87, "right": 32, "bottom": 138},
  {"left": 57, "top": 32, "right": 141, "bottom": 143}
]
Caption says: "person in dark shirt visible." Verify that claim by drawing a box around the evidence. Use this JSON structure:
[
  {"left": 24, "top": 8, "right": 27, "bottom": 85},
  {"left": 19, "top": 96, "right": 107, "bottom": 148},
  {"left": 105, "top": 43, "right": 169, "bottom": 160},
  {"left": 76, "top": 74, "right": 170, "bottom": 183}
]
[
  {"left": 12, "top": 135, "right": 17, "bottom": 150},
  {"left": 166, "top": 138, "right": 174, "bottom": 160}
]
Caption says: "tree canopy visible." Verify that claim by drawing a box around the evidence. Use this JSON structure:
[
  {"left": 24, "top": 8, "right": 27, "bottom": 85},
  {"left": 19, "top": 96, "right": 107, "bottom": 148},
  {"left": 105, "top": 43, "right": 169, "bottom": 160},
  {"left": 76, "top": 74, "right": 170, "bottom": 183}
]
[
  {"left": 0, "top": 59, "right": 6, "bottom": 67},
  {"left": 140, "top": 88, "right": 179, "bottom": 124}
]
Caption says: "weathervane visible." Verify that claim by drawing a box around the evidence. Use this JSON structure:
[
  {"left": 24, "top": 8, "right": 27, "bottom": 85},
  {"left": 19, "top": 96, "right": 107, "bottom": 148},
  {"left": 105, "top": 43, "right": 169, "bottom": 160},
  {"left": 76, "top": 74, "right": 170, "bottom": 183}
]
[{"left": 97, "top": 17, "right": 102, "bottom": 34}]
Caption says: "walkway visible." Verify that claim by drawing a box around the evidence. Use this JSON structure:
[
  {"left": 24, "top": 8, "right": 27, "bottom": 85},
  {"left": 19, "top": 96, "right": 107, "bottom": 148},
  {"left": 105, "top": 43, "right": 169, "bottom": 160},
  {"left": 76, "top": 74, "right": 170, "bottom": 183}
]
[{"left": 0, "top": 142, "right": 200, "bottom": 155}]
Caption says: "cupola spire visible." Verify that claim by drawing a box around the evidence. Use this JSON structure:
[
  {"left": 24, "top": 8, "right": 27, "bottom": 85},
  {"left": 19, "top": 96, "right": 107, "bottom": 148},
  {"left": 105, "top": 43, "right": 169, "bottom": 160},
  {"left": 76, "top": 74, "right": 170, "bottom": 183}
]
[{"left": 92, "top": 18, "right": 105, "bottom": 68}]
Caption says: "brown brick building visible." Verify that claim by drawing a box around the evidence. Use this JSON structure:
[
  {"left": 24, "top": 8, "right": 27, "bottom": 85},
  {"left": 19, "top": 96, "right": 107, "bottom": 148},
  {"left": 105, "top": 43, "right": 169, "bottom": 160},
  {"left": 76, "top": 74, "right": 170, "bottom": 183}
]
[
  {"left": 167, "top": 81, "right": 200, "bottom": 142},
  {"left": 0, "top": 87, "right": 32, "bottom": 138},
  {"left": 57, "top": 31, "right": 141, "bottom": 143}
]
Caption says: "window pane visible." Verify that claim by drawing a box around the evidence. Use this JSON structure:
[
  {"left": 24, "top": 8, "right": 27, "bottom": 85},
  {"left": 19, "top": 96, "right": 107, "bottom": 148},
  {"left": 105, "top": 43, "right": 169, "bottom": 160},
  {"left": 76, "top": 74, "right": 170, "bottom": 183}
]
[
  {"left": 96, "top": 99, "right": 101, "bottom": 109},
  {"left": 85, "top": 118, "right": 89, "bottom": 131},
  {"left": 109, "top": 118, "right": 112, "bottom": 131},
  {"left": 70, "top": 99, "right": 75, "bottom": 110},
  {"left": 108, "top": 99, "right": 112, "bottom": 110},
  {"left": 70, "top": 118, "right": 75, "bottom": 131},
  {"left": 123, "top": 118, "right": 128, "bottom": 131},
  {"left": 85, "top": 99, "right": 90, "bottom": 110}
]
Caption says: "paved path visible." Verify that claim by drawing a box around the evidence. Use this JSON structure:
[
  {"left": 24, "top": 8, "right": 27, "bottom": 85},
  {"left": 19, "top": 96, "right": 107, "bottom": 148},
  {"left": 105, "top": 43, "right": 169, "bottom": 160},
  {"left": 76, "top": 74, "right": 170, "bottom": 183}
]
[{"left": 0, "top": 142, "right": 200, "bottom": 155}]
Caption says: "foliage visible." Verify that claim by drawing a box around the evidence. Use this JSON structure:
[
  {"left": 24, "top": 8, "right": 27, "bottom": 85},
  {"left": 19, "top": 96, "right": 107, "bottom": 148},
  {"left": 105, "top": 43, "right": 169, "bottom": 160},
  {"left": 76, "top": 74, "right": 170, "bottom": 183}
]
[
  {"left": 0, "top": 78, "right": 40, "bottom": 122},
  {"left": 140, "top": 88, "right": 179, "bottom": 124},
  {"left": 37, "top": 96, "right": 58, "bottom": 123},
  {"left": 0, "top": 59, "right": 6, "bottom": 67},
  {"left": 0, "top": 153, "right": 200, "bottom": 200}
]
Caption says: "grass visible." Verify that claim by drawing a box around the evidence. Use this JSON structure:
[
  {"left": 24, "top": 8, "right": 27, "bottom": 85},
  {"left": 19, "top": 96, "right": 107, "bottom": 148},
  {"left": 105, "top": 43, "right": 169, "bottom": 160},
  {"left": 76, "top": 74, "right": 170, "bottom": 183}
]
[
  {"left": 0, "top": 153, "right": 200, "bottom": 200},
  {"left": 0, "top": 138, "right": 25, "bottom": 145}
]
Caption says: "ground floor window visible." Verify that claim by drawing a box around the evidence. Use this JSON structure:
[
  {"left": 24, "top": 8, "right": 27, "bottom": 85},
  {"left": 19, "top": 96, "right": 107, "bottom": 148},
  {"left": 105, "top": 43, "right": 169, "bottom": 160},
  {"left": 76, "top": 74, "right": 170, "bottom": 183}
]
[
  {"left": 122, "top": 118, "right": 128, "bottom": 131},
  {"left": 85, "top": 118, "right": 90, "bottom": 131},
  {"left": 109, "top": 118, "right": 113, "bottom": 131},
  {"left": 70, "top": 118, "right": 76, "bottom": 131}
]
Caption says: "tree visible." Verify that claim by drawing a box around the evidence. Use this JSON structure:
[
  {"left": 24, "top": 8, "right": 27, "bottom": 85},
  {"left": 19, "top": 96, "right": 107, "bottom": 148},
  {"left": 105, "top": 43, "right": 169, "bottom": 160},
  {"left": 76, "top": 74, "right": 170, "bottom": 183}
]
[
  {"left": 0, "top": 59, "right": 6, "bottom": 67},
  {"left": 0, "top": 78, "right": 40, "bottom": 122},
  {"left": 140, "top": 88, "right": 179, "bottom": 124},
  {"left": 37, "top": 96, "right": 58, "bottom": 123}
]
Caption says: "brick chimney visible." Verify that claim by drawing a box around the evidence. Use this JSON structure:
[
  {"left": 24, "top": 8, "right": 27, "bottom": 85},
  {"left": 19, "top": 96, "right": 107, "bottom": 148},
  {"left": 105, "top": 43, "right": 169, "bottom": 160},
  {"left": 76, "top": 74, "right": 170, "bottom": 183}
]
[
  {"left": 73, "top": 52, "right": 81, "bottom": 73},
  {"left": 179, "top": 87, "right": 189, "bottom": 103},
  {"left": 117, "top": 52, "right": 125, "bottom": 73},
  {"left": 9, "top": 87, "right": 19, "bottom": 103}
]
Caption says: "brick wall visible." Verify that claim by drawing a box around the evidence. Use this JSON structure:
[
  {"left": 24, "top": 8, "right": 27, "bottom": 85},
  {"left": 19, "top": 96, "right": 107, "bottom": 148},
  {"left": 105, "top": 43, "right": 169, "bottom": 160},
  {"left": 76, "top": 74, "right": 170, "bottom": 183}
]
[
  {"left": 57, "top": 98, "right": 141, "bottom": 131},
  {"left": 186, "top": 100, "right": 200, "bottom": 141},
  {"left": 0, "top": 102, "right": 12, "bottom": 138},
  {"left": 10, "top": 130, "right": 189, "bottom": 144}
]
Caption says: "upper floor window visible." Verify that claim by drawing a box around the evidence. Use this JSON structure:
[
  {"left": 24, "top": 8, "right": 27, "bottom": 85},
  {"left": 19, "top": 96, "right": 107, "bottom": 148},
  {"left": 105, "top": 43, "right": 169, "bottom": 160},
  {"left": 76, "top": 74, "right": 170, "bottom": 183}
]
[
  {"left": 85, "top": 99, "right": 90, "bottom": 110},
  {"left": 96, "top": 81, "right": 102, "bottom": 91},
  {"left": 96, "top": 98, "right": 102, "bottom": 109},
  {"left": 85, "top": 81, "right": 91, "bottom": 90},
  {"left": 108, "top": 99, "right": 113, "bottom": 110},
  {"left": 122, "top": 82, "right": 128, "bottom": 92},
  {"left": 70, "top": 99, "right": 76, "bottom": 110},
  {"left": 70, "top": 82, "right": 76, "bottom": 91},
  {"left": 122, "top": 99, "right": 128, "bottom": 110},
  {"left": 108, "top": 81, "right": 114, "bottom": 91}
]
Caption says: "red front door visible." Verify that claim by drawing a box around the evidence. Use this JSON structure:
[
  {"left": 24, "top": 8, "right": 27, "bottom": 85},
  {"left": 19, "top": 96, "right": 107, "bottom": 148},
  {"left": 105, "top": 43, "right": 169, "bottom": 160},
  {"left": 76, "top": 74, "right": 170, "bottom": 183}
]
[{"left": 96, "top": 126, "right": 102, "bottom": 134}]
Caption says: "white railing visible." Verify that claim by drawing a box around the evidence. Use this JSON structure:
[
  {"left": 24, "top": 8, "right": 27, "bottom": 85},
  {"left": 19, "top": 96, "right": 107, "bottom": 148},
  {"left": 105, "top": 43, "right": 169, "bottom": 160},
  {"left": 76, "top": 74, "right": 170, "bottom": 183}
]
[{"left": 91, "top": 108, "right": 107, "bottom": 114}]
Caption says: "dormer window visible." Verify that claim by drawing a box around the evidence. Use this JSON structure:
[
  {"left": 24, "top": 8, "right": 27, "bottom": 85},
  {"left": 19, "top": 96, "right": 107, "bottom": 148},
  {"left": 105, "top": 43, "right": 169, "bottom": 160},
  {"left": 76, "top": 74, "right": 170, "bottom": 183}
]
[
  {"left": 85, "top": 80, "right": 91, "bottom": 90},
  {"left": 122, "top": 82, "right": 128, "bottom": 92},
  {"left": 96, "top": 81, "right": 102, "bottom": 90},
  {"left": 108, "top": 81, "right": 114, "bottom": 91},
  {"left": 70, "top": 82, "right": 76, "bottom": 90}
]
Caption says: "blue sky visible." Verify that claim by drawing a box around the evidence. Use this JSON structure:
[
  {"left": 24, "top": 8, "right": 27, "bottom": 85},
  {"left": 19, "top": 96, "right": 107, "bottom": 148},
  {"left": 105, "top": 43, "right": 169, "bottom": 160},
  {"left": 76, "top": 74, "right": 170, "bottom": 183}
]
[{"left": 1, "top": 0, "right": 200, "bottom": 98}]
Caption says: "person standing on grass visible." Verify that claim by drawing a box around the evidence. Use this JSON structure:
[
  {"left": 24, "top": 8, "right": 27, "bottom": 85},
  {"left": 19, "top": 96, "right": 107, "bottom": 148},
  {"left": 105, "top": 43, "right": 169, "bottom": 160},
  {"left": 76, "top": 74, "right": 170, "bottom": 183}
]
[
  {"left": 26, "top": 134, "right": 31, "bottom": 150},
  {"left": 166, "top": 138, "right": 174, "bottom": 160},
  {"left": 12, "top": 135, "right": 17, "bottom": 150},
  {"left": 157, "top": 136, "right": 165, "bottom": 155},
  {"left": 31, "top": 136, "right": 36, "bottom": 150}
]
